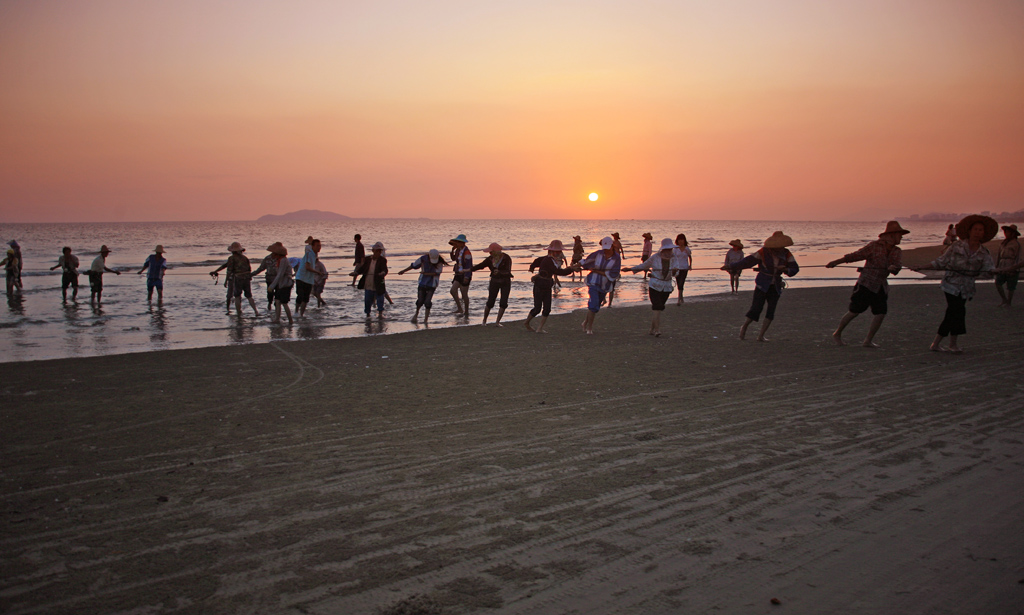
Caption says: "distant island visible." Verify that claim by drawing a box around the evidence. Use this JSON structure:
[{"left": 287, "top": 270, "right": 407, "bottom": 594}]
[
  {"left": 256, "top": 209, "right": 351, "bottom": 222},
  {"left": 897, "top": 209, "right": 1023, "bottom": 223}
]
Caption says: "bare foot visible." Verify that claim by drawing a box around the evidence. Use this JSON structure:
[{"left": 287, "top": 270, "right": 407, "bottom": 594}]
[
  {"left": 949, "top": 346, "right": 963, "bottom": 354},
  {"left": 525, "top": 322, "right": 535, "bottom": 331},
  {"left": 410, "top": 316, "right": 418, "bottom": 324},
  {"left": 929, "top": 343, "right": 947, "bottom": 352},
  {"left": 535, "top": 329, "right": 547, "bottom": 334},
  {"left": 654, "top": 332, "right": 661, "bottom": 337},
  {"left": 757, "top": 336, "right": 769, "bottom": 342},
  {"left": 832, "top": 332, "right": 846, "bottom": 346},
  {"left": 862, "top": 341, "right": 881, "bottom": 348},
  {"left": 739, "top": 326, "right": 748, "bottom": 340}
]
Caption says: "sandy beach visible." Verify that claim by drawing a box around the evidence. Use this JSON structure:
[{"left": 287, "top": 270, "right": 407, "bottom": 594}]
[{"left": 2, "top": 284, "right": 1023, "bottom": 615}]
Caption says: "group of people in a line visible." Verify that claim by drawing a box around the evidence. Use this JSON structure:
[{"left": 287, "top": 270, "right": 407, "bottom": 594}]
[{"left": 5, "top": 214, "right": 1021, "bottom": 350}]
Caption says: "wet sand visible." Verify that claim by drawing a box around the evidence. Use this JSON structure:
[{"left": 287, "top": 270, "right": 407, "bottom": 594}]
[{"left": 2, "top": 284, "right": 1023, "bottom": 614}]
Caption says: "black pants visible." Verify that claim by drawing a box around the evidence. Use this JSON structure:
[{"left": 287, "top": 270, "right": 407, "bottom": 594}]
[
  {"left": 486, "top": 279, "right": 511, "bottom": 310},
  {"left": 416, "top": 285, "right": 436, "bottom": 308},
  {"left": 937, "top": 292, "right": 967, "bottom": 336},
  {"left": 746, "top": 286, "right": 780, "bottom": 322},
  {"left": 529, "top": 280, "right": 554, "bottom": 318}
]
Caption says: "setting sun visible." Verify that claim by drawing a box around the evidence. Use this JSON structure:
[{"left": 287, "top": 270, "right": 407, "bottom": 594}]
[{"left": 588, "top": 193, "right": 599, "bottom": 202}]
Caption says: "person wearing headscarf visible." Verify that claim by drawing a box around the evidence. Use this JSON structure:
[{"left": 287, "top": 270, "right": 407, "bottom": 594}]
[
  {"left": 622, "top": 238, "right": 677, "bottom": 336},
  {"left": 724, "top": 240, "right": 745, "bottom": 293},
  {"left": 266, "top": 242, "right": 294, "bottom": 324},
  {"left": 725, "top": 231, "right": 799, "bottom": 341},
  {"left": 355, "top": 241, "right": 388, "bottom": 318},
  {"left": 471, "top": 242, "right": 513, "bottom": 326},
  {"left": 640, "top": 232, "right": 653, "bottom": 278},
  {"left": 7, "top": 240, "right": 22, "bottom": 291},
  {"left": 994, "top": 224, "right": 1021, "bottom": 307},
  {"left": 210, "top": 242, "right": 259, "bottom": 317},
  {"left": 1, "top": 248, "right": 19, "bottom": 296},
  {"left": 580, "top": 236, "right": 621, "bottom": 334},
  {"left": 916, "top": 215, "right": 997, "bottom": 353},
  {"left": 526, "top": 240, "right": 578, "bottom": 333},
  {"left": 826, "top": 221, "right": 909, "bottom": 348}
]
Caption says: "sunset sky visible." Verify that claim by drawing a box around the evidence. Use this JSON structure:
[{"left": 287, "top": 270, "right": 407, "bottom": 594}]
[{"left": 2, "top": 0, "right": 1023, "bottom": 222}]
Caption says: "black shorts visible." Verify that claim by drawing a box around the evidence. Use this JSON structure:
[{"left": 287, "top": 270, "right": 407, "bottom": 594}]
[
  {"left": 649, "top": 288, "right": 670, "bottom": 310},
  {"left": 295, "top": 279, "right": 312, "bottom": 304},
  {"left": 274, "top": 285, "right": 293, "bottom": 304},
  {"left": 848, "top": 284, "right": 887, "bottom": 315},
  {"left": 230, "top": 277, "right": 253, "bottom": 298},
  {"left": 87, "top": 271, "right": 102, "bottom": 292}
]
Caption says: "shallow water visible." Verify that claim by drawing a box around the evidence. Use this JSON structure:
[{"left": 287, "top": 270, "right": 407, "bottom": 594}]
[{"left": 0, "top": 219, "right": 954, "bottom": 362}]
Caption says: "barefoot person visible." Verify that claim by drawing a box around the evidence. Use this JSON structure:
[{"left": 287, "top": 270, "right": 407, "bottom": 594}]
[
  {"left": 640, "top": 233, "right": 653, "bottom": 278},
  {"left": 607, "top": 232, "right": 625, "bottom": 306},
  {"left": 312, "top": 258, "right": 328, "bottom": 307},
  {"left": 251, "top": 249, "right": 280, "bottom": 311},
  {"left": 266, "top": 242, "right": 294, "bottom": 324},
  {"left": 448, "top": 234, "right": 472, "bottom": 315},
  {"left": 672, "top": 233, "right": 692, "bottom": 305},
  {"left": 355, "top": 241, "right": 388, "bottom": 318},
  {"left": 994, "top": 224, "right": 1021, "bottom": 307},
  {"left": 294, "top": 237, "right": 320, "bottom": 318},
  {"left": 827, "top": 221, "right": 909, "bottom": 348},
  {"left": 580, "top": 236, "right": 621, "bottom": 334},
  {"left": 472, "top": 242, "right": 513, "bottom": 326},
  {"left": 622, "top": 238, "right": 677, "bottom": 336},
  {"left": 50, "top": 246, "right": 80, "bottom": 302},
  {"left": 210, "top": 242, "right": 259, "bottom": 317},
  {"left": 7, "top": 240, "right": 23, "bottom": 292},
  {"left": 570, "top": 235, "right": 585, "bottom": 280},
  {"left": 87, "top": 245, "right": 120, "bottom": 304},
  {"left": 525, "top": 240, "right": 578, "bottom": 333},
  {"left": 1, "top": 248, "right": 19, "bottom": 296},
  {"left": 724, "top": 240, "right": 744, "bottom": 293},
  {"left": 138, "top": 245, "right": 168, "bottom": 303},
  {"left": 398, "top": 249, "right": 448, "bottom": 323},
  {"left": 916, "top": 215, "right": 996, "bottom": 353},
  {"left": 349, "top": 233, "right": 365, "bottom": 286},
  {"left": 726, "top": 231, "right": 799, "bottom": 342}
]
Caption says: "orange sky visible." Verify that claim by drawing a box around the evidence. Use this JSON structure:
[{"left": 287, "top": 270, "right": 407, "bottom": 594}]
[{"left": 2, "top": 0, "right": 1023, "bottom": 222}]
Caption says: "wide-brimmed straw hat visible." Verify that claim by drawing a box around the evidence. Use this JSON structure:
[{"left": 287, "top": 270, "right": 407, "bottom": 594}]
[
  {"left": 729, "top": 239, "right": 744, "bottom": 248},
  {"left": 448, "top": 234, "right": 468, "bottom": 246},
  {"left": 99, "top": 245, "right": 111, "bottom": 253},
  {"left": 228, "top": 241, "right": 244, "bottom": 253},
  {"left": 304, "top": 236, "right": 315, "bottom": 245},
  {"left": 371, "top": 241, "right": 385, "bottom": 251},
  {"left": 487, "top": 242, "right": 502, "bottom": 253},
  {"left": 546, "top": 240, "right": 565, "bottom": 252},
  {"left": 153, "top": 245, "right": 166, "bottom": 254},
  {"left": 763, "top": 231, "right": 793, "bottom": 249},
  {"left": 879, "top": 221, "right": 910, "bottom": 237},
  {"left": 573, "top": 235, "right": 582, "bottom": 241},
  {"left": 428, "top": 249, "right": 440, "bottom": 264},
  {"left": 599, "top": 236, "right": 614, "bottom": 249},
  {"left": 642, "top": 232, "right": 653, "bottom": 240},
  {"left": 955, "top": 214, "right": 998, "bottom": 242},
  {"left": 1002, "top": 224, "right": 1020, "bottom": 238},
  {"left": 267, "top": 242, "right": 287, "bottom": 256},
  {"left": 611, "top": 232, "right": 620, "bottom": 238},
  {"left": 659, "top": 238, "right": 675, "bottom": 251}
]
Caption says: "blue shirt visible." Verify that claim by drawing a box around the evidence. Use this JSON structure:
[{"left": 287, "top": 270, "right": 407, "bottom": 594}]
[
  {"left": 295, "top": 245, "right": 318, "bottom": 285},
  {"left": 143, "top": 255, "right": 166, "bottom": 282},
  {"left": 410, "top": 256, "right": 443, "bottom": 288},
  {"left": 582, "top": 250, "right": 621, "bottom": 293},
  {"left": 731, "top": 248, "right": 799, "bottom": 292}
]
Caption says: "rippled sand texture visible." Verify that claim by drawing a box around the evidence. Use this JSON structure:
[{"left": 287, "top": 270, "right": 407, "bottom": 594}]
[{"left": 2, "top": 285, "right": 1022, "bottom": 614}]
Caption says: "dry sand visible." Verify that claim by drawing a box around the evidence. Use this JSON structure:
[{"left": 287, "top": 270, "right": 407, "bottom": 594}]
[{"left": 2, "top": 284, "right": 1023, "bottom": 615}]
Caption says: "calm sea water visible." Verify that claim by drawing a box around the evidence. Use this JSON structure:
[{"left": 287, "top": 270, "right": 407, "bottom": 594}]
[{"left": 0, "top": 219, "right": 953, "bottom": 363}]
